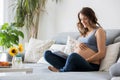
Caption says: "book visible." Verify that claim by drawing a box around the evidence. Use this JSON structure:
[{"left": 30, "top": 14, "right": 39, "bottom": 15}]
[{"left": 52, "top": 51, "right": 68, "bottom": 59}]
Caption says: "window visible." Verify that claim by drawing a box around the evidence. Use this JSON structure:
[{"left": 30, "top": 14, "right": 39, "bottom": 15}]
[{"left": 0, "top": 0, "right": 4, "bottom": 25}]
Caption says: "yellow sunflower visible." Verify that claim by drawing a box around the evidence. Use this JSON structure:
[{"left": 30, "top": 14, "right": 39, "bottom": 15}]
[
  {"left": 9, "top": 47, "right": 18, "bottom": 56},
  {"left": 18, "top": 44, "right": 24, "bottom": 53}
]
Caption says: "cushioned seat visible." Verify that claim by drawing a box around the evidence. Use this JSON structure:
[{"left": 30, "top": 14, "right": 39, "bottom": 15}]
[{"left": 0, "top": 63, "right": 111, "bottom": 80}]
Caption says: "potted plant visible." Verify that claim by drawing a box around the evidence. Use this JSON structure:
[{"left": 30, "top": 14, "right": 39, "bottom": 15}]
[
  {"left": 0, "top": 23, "right": 24, "bottom": 62},
  {"left": 0, "top": 23, "right": 24, "bottom": 51},
  {"left": 13, "top": 0, "right": 60, "bottom": 39}
]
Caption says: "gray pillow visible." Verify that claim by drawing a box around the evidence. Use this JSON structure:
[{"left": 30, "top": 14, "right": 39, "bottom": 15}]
[
  {"left": 114, "top": 36, "right": 120, "bottom": 43},
  {"left": 109, "top": 63, "right": 120, "bottom": 77}
]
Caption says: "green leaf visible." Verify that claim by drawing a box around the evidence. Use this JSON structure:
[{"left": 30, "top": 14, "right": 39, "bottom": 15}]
[
  {"left": 0, "top": 23, "right": 24, "bottom": 48},
  {"left": 1, "top": 23, "right": 9, "bottom": 30},
  {"left": 18, "top": 31, "right": 24, "bottom": 38}
]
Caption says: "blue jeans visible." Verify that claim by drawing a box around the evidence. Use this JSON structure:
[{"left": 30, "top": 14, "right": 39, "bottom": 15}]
[{"left": 44, "top": 50, "right": 100, "bottom": 72}]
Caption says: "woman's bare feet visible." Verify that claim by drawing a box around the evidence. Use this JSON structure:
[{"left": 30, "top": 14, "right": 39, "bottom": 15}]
[{"left": 48, "top": 66, "right": 59, "bottom": 72}]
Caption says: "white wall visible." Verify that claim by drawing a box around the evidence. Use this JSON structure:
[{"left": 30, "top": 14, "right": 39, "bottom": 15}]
[
  {"left": 38, "top": 0, "right": 57, "bottom": 40},
  {"left": 4, "top": 0, "right": 120, "bottom": 40},
  {"left": 4, "top": 0, "right": 14, "bottom": 23},
  {"left": 38, "top": 0, "right": 120, "bottom": 40}
]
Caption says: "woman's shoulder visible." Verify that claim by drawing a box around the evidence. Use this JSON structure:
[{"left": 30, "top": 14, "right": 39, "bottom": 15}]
[
  {"left": 95, "top": 27, "right": 106, "bottom": 37},
  {"left": 96, "top": 27, "right": 105, "bottom": 34}
]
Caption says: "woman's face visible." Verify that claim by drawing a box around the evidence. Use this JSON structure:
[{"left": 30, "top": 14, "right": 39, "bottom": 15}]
[{"left": 79, "top": 13, "right": 89, "bottom": 28}]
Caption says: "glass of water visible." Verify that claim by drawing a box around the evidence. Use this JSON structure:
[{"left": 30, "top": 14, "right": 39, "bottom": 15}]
[{"left": 12, "top": 56, "right": 23, "bottom": 68}]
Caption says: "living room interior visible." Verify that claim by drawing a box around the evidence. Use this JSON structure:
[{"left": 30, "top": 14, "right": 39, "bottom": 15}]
[{"left": 0, "top": 0, "right": 120, "bottom": 80}]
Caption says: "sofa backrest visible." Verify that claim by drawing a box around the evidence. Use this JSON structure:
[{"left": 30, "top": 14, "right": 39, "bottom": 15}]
[
  {"left": 52, "top": 29, "right": 120, "bottom": 45},
  {"left": 105, "top": 29, "right": 120, "bottom": 45}
]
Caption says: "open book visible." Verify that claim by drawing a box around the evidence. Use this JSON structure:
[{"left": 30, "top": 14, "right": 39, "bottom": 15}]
[{"left": 52, "top": 51, "right": 68, "bottom": 59}]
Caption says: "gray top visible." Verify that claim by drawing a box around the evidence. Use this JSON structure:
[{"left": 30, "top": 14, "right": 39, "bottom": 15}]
[{"left": 78, "top": 28, "right": 98, "bottom": 52}]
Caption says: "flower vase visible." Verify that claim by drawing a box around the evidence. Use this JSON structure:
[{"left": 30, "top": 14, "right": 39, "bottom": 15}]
[{"left": 12, "top": 56, "right": 23, "bottom": 68}]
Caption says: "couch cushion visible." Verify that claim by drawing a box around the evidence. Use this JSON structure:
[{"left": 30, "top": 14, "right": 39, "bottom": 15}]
[
  {"left": 52, "top": 29, "right": 120, "bottom": 46},
  {"left": 52, "top": 32, "right": 79, "bottom": 44},
  {"left": 105, "top": 29, "right": 120, "bottom": 45},
  {"left": 109, "top": 63, "right": 120, "bottom": 77},
  {"left": 111, "top": 77, "right": 120, "bottom": 80},
  {"left": 0, "top": 63, "right": 110, "bottom": 80},
  {"left": 0, "top": 72, "right": 110, "bottom": 80}
]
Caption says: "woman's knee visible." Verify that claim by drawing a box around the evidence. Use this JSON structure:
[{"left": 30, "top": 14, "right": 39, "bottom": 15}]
[
  {"left": 69, "top": 53, "right": 83, "bottom": 60},
  {"left": 68, "top": 53, "right": 79, "bottom": 60},
  {"left": 69, "top": 53, "right": 86, "bottom": 63},
  {"left": 44, "top": 50, "right": 52, "bottom": 59},
  {"left": 69, "top": 53, "right": 79, "bottom": 57}
]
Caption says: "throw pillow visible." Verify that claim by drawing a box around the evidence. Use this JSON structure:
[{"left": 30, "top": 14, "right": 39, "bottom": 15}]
[
  {"left": 109, "top": 63, "right": 120, "bottom": 77},
  {"left": 64, "top": 36, "right": 79, "bottom": 55},
  {"left": 25, "top": 42, "right": 29, "bottom": 51},
  {"left": 99, "top": 42, "right": 120, "bottom": 71},
  {"left": 24, "top": 38, "right": 55, "bottom": 63}
]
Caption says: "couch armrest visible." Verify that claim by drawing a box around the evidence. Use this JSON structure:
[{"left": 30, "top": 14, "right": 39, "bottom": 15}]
[{"left": 109, "top": 63, "right": 120, "bottom": 77}]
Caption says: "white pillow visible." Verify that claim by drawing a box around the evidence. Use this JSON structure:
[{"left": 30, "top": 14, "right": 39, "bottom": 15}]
[
  {"left": 64, "top": 36, "right": 79, "bottom": 55},
  {"left": 24, "top": 38, "right": 55, "bottom": 63},
  {"left": 49, "top": 44, "right": 66, "bottom": 52},
  {"left": 99, "top": 42, "right": 120, "bottom": 71},
  {"left": 25, "top": 42, "right": 29, "bottom": 51}
]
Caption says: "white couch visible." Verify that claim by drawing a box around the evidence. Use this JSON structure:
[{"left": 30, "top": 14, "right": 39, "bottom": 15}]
[{"left": 0, "top": 29, "right": 120, "bottom": 80}]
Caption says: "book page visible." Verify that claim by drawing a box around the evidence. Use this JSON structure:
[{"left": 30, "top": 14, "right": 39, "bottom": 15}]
[{"left": 52, "top": 51, "right": 68, "bottom": 59}]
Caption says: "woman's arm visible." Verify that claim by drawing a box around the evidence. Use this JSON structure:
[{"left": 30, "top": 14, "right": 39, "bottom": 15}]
[{"left": 86, "top": 28, "right": 106, "bottom": 62}]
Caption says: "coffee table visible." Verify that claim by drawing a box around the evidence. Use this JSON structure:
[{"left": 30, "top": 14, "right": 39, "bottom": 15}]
[{"left": 0, "top": 67, "right": 33, "bottom": 73}]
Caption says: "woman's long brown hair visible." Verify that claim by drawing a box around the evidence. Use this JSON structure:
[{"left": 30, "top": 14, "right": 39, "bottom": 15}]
[{"left": 77, "top": 7, "right": 101, "bottom": 37}]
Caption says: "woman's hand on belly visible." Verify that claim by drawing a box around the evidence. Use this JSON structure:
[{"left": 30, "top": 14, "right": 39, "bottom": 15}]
[
  {"left": 74, "top": 43, "right": 96, "bottom": 59},
  {"left": 74, "top": 43, "right": 100, "bottom": 64},
  {"left": 74, "top": 43, "right": 87, "bottom": 52},
  {"left": 78, "top": 43, "right": 88, "bottom": 50}
]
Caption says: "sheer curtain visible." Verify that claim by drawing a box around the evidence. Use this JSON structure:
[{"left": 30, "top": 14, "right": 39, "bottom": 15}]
[{"left": 0, "top": 0, "right": 4, "bottom": 25}]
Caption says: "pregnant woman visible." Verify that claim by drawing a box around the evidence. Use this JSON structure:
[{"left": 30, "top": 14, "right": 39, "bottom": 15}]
[{"left": 44, "top": 7, "right": 106, "bottom": 72}]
